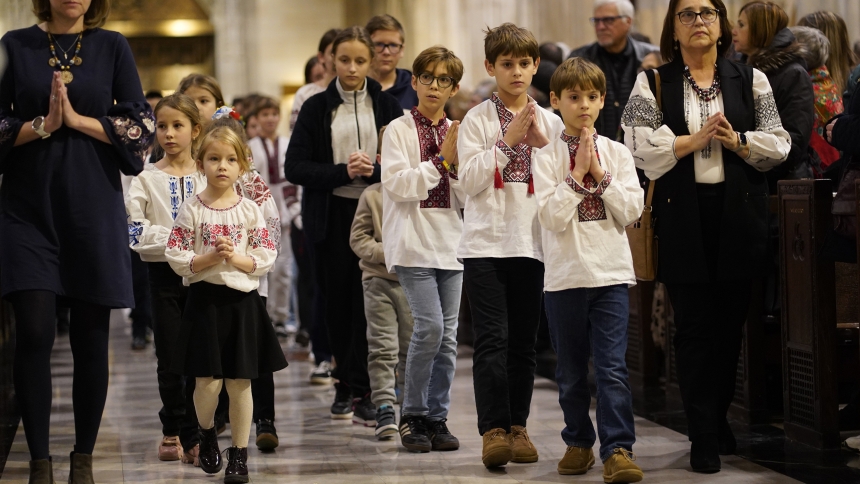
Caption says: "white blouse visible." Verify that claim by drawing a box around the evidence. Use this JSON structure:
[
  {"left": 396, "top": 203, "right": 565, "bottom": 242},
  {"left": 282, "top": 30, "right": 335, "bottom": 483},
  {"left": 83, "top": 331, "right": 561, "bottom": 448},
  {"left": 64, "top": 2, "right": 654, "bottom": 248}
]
[
  {"left": 534, "top": 133, "right": 644, "bottom": 291},
  {"left": 622, "top": 68, "right": 791, "bottom": 183},
  {"left": 381, "top": 111, "right": 465, "bottom": 272},
  {"left": 165, "top": 196, "right": 277, "bottom": 293},
  {"left": 457, "top": 95, "right": 565, "bottom": 261}
]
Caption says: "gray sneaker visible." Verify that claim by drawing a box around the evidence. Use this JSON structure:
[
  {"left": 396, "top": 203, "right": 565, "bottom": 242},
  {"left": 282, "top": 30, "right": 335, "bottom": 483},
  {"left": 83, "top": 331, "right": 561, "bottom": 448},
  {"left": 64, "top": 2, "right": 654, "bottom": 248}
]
[{"left": 375, "top": 404, "right": 397, "bottom": 439}]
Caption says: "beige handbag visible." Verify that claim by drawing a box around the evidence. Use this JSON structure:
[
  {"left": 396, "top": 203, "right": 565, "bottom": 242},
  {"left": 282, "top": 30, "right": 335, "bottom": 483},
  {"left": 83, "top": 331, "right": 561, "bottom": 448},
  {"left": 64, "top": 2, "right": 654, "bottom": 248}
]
[{"left": 625, "top": 69, "right": 660, "bottom": 281}]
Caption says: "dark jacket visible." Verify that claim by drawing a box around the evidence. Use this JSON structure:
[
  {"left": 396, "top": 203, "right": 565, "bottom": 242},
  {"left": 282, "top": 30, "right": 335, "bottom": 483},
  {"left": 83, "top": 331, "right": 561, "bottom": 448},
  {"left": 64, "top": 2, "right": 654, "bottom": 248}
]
[
  {"left": 829, "top": 67, "right": 860, "bottom": 157},
  {"left": 385, "top": 68, "right": 419, "bottom": 111},
  {"left": 650, "top": 57, "right": 770, "bottom": 284},
  {"left": 569, "top": 36, "right": 659, "bottom": 140},
  {"left": 746, "top": 28, "right": 814, "bottom": 193},
  {"left": 284, "top": 77, "right": 402, "bottom": 243}
]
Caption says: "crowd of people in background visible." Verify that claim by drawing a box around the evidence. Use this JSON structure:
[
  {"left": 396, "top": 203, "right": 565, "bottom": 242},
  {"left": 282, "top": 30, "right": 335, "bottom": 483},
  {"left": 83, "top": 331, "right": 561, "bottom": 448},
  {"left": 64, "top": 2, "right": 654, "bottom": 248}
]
[{"left": 3, "top": 0, "right": 860, "bottom": 483}]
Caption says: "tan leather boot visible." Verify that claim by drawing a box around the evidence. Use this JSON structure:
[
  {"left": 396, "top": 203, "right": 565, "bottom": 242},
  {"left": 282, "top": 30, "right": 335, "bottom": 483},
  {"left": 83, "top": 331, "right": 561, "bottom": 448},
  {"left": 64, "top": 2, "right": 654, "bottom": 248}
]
[
  {"left": 508, "top": 425, "right": 538, "bottom": 463},
  {"left": 481, "top": 428, "right": 513, "bottom": 468},
  {"left": 557, "top": 445, "right": 595, "bottom": 475}
]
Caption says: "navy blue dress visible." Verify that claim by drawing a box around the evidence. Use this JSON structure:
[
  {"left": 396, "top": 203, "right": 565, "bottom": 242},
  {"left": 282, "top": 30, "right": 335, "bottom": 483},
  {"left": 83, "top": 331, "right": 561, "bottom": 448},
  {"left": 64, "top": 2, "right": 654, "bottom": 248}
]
[{"left": 0, "top": 26, "right": 154, "bottom": 308}]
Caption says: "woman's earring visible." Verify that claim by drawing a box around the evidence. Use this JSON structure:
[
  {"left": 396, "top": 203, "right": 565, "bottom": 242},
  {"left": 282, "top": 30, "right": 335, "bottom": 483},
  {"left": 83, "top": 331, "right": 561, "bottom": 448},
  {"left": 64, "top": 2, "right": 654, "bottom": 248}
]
[
  {"left": 674, "top": 41, "right": 679, "bottom": 50},
  {"left": 718, "top": 39, "right": 722, "bottom": 45}
]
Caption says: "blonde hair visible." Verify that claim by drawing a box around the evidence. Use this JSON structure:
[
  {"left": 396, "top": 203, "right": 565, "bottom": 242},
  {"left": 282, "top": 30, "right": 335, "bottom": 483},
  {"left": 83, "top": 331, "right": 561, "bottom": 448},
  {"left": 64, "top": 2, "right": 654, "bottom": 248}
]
[
  {"left": 154, "top": 94, "right": 203, "bottom": 155},
  {"left": 177, "top": 74, "right": 225, "bottom": 108},
  {"left": 196, "top": 126, "right": 252, "bottom": 175},
  {"left": 798, "top": 11, "right": 858, "bottom": 95}
]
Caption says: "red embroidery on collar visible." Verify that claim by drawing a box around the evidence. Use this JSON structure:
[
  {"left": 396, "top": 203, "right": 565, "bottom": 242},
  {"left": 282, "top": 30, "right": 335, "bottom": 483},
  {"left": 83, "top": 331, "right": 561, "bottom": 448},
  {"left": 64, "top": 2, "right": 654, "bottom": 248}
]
[
  {"left": 491, "top": 94, "right": 533, "bottom": 187},
  {"left": 411, "top": 107, "right": 454, "bottom": 209},
  {"left": 561, "top": 131, "right": 609, "bottom": 222}
]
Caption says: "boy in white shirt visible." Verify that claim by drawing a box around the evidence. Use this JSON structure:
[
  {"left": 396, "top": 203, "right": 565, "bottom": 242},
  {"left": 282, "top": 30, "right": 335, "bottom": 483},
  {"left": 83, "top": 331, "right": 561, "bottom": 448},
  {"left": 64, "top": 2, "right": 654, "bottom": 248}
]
[
  {"left": 532, "top": 57, "right": 644, "bottom": 483},
  {"left": 457, "top": 23, "right": 563, "bottom": 468},
  {"left": 381, "top": 46, "right": 465, "bottom": 452}
]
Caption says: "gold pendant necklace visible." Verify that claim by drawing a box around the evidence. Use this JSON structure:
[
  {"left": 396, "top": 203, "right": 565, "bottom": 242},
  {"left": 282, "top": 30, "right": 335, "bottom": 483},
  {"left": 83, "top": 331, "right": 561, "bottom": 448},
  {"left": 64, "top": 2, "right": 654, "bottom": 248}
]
[{"left": 47, "top": 32, "right": 83, "bottom": 84}]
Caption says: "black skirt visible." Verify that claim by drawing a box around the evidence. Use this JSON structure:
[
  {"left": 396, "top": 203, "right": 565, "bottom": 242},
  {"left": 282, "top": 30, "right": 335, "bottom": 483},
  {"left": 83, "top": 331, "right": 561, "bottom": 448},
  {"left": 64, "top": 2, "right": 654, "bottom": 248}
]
[{"left": 171, "top": 282, "right": 288, "bottom": 379}]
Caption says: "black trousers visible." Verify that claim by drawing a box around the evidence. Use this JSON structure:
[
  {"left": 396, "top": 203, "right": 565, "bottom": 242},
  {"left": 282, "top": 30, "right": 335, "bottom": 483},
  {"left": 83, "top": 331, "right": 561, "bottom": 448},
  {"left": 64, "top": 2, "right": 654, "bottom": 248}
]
[
  {"left": 129, "top": 249, "right": 152, "bottom": 339},
  {"left": 313, "top": 195, "right": 369, "bottom": 397},
  {"left": 665, "top": 183, "right": 750, "bottom": 439},
  {"left": 464, "top": 257, "right": 544, "bottom": 435}
]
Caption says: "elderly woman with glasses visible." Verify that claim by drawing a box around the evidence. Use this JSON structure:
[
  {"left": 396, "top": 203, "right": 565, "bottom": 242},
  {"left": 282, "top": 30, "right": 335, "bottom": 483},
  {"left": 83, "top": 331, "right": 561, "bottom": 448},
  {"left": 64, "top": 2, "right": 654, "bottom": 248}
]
[{"left": 621, "top": 0, "right": 790, "bottom": 474}]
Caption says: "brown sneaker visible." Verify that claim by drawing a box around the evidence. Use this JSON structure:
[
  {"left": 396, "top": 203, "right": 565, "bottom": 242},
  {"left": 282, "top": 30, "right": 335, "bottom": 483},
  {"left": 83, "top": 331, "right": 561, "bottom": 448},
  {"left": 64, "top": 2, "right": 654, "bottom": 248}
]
[
  {"left": 157, "top": 436, "right": 183, "bottom": 461},
  {"left": 181, "top": 444, "right": 200, "bottom": 466},
  {"left": 481, "top": 428, "right": 513, "bottom": 468},
  {"left": 557, "top": 445, "right": 595, "bottom": 475},
  {"left": 602, "top": 448, "right": 643, "bottom": 483},
  {"left": 508, "top": 425, "right": 538, "bottom": 463}
]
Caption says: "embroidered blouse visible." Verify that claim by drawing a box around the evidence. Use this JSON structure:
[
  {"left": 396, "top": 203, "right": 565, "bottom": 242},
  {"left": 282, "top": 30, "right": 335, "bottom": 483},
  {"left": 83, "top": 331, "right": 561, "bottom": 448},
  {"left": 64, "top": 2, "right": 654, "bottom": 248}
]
[
  {"left": 165, "top": 195, "right": 277, "bottom": 292},
  {"left": 534, "top": 133, "right": 643, "bottom": 291},
  {"left": 622, "top": 68, "right": 791, "bottom": 183},
  {"left": 380, "top": 110, "right": 464, "bottom": 272},
  {"left": 457, "top": 95, "right": 564, "bottom": 260}
]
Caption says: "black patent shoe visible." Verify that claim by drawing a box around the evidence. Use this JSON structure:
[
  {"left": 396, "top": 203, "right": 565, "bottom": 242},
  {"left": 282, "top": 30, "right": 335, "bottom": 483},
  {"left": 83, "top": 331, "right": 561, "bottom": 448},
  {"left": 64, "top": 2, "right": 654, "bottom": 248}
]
[
  {"left": 198, "top": 426, "right": 223, "bottom": 474},
  {"left": 718, "top": 419, "right": 737, "bottom": 455},
  {"left": 690, "top": 435, "right": 721, "bottom": 473},
  {"left": 224, "top": 446, "right": 249, "bottom": 483}
]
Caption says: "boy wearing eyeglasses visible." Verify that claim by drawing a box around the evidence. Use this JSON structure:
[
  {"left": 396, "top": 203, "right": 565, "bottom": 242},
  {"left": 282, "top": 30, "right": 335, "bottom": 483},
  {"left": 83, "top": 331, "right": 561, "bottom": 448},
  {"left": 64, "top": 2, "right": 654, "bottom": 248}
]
[
  {"left": 457, "top": 23, "right": 563, "bottom": 469},
  {"left": 380, "top": 46, "right": 465, "bottom": 453},
  {"left": 366, "top": 14, "right": 419, "bottom": 112}
]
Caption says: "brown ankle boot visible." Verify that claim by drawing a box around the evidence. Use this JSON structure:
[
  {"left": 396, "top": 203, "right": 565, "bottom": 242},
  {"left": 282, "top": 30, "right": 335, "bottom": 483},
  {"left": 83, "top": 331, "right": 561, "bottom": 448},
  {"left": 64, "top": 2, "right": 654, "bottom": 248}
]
[
  {"left": 28, "top": 457, "right": 55, "bottom": 484},
  {"left": 67, "top": 452, "right": 94, "bottom": 484},
  {"left": 481, "top": 428, "right": 513, "bottom": 468}
]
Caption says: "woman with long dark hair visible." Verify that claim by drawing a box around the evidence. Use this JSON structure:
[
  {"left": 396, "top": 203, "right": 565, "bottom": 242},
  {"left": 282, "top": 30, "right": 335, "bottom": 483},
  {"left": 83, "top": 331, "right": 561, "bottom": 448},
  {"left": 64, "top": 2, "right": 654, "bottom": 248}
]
[
  {"left": 621, "top": 0, "right": 789, "bottom": 473},
  {"left": 0, "top": 0, "right": 152, "bottom": 481}
]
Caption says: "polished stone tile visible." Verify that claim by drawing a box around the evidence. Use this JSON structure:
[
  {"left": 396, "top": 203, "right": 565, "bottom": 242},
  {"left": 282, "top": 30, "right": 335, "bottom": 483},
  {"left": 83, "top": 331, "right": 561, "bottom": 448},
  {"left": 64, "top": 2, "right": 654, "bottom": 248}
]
[{"left": 2, "top": 311, "right": 801, "bottom": 483}]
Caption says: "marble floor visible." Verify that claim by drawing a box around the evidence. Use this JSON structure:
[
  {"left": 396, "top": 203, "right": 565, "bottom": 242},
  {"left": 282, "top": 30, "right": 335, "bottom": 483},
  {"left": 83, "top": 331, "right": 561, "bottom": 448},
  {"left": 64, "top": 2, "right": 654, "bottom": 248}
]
[{"left": 1, "top": 312, "right": 801, "bottom": 483}]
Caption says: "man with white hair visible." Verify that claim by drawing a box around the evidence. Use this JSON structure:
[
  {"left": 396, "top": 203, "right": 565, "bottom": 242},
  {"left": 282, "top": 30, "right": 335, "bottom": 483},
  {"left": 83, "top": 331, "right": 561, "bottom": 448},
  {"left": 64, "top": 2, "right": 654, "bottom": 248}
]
[{"left": 568, "top": 0, "right": 658, "bottom": 141}]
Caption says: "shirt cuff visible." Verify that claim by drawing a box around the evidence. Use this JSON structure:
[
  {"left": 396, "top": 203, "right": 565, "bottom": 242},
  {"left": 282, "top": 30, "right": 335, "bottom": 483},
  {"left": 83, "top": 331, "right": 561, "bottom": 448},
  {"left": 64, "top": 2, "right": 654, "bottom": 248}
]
[
  {"left": 189, "top": 255, "right": 200, "bottom": 275},
  {"left": 671, "top": 137, "right": 680, "bottom": 161}
]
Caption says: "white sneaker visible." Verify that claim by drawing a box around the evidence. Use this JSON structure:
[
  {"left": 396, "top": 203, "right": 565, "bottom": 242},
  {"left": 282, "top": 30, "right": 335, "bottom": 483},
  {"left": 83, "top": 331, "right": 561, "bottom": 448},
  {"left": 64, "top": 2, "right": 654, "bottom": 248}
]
[{"left": 309, "top": 360, "right": 333, "bottom": 385}]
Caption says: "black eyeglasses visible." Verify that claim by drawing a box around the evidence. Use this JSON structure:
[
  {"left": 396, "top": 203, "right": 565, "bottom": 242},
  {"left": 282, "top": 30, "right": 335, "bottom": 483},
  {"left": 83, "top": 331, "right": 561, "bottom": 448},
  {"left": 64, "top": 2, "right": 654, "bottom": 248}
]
[
  {"left": 589, "top": 15, "right": 627, "bottom": 26},
  {"left": 373, "top": 42, "right": 403, "bottom": 54},
  {"left": 676, "top": 8, "right": 720, "bottom": 26},
  {"left": 417, "top": 73, "right": 455, "bottom": 89}
]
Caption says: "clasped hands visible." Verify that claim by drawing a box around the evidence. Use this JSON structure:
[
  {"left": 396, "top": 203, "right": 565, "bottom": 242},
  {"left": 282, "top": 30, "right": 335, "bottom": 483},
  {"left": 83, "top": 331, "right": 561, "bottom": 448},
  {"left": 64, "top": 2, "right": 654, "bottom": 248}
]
[
  {"left": 44, "top": 71, "right": 86, "bottom": 134},
  {"left": 347, "top": 151, "right": 374, "bottom": 179},
  {"left": 502, "top": 104, "right": 550, "bottom": 150},
  {"left": 570, "top": 127, "right": 606, "bottom": 186},
  {"left": 690, "top": 112, "right": 742, "bottom": 152}
]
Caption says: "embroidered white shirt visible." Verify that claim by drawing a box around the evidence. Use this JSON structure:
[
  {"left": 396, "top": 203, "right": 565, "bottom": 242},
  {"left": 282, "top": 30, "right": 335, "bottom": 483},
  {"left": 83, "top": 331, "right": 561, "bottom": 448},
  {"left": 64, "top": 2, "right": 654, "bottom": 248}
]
[
  {"left": 165, "top": 196, "right": 277, "bottom": 292},
  {"left": 381, "top": 112, "right": 465, "bottom": 272},
  {"left": 456, "top": 95, "right": 564, "bottom": 260},
  {"left": 534, "top": 133, "right": 644, "bottom": 291},
  {"left": 622, "top": 68, "right": 790, "bottom": 183}
]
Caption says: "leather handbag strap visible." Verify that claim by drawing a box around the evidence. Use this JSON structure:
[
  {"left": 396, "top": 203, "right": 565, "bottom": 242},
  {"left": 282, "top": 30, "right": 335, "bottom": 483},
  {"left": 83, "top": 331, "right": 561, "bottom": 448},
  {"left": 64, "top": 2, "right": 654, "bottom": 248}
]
[{"left": 643, "top": 68, "right": 660, "bottom": 207}]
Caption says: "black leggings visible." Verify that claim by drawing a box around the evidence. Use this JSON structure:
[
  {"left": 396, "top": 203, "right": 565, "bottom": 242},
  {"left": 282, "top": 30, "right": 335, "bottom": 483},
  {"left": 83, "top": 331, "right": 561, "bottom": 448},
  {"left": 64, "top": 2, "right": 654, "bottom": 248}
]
[{"left": 8, "top": 290, "right": 111, "bottom": 460}]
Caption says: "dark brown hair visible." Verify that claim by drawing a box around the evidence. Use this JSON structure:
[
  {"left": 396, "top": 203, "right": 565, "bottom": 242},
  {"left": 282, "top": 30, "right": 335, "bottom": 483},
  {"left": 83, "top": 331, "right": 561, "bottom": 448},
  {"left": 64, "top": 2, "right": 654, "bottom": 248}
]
[
  {"left": 483, "top": 23, "right": 540, "bottom": 65},
  {"left": 32, "top": 0, "right": 111, "bottom": 29},
  {"left": 177, "top": 74, "right": 225, "bottom": 108},
  {"left": 659, "top": 0, "right": 732, "bottom": 62},
  {"left": 318, "top": 28, "right": 342, "bottom": 53},
  {"left": 413, "top": 46, "right": 465, "bottom": 86},
  {"left": 550, "top": 57, "right": 607, "bottom": 97},
  {"left": 739, "top": 1, "right": 788, "bottom": 51},
  {"left": 331, "top": 26, "right": 375, "bottom": 60},
  {"left": 799, "top": 11, "right": 858, "bottom": 95},
  {"left": 249, "top": 96, "right": 280, "bottom": 118},
  {"left": 365, "top": 14, "right": 404, "bottom": 41}
]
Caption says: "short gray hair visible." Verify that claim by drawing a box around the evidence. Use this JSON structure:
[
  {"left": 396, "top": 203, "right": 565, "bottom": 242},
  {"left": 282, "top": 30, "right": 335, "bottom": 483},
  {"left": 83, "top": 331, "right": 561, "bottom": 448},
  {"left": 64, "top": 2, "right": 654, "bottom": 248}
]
[
  {"left": 789, "top": 26, "right": 830, "bottom": 70},
  {"left": 594, "top": 0, "right": 635, "bottom": 18}
]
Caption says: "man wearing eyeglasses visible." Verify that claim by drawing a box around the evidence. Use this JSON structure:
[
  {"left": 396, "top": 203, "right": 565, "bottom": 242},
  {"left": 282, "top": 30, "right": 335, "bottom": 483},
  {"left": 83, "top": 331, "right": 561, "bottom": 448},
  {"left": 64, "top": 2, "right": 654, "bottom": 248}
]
[
  {"left": 568, "top": 0, "right": 658, "bottom": 141},
  {"left": 366, "top": 14, "right": 419, "bottom": 113}
]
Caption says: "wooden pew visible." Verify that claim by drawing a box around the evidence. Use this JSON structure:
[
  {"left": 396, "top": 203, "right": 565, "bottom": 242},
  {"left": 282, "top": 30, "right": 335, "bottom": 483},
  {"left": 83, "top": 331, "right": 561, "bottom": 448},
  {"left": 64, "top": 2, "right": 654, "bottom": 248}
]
[{"left": 778, "top": 179, "right": 839, "bottom": 449}]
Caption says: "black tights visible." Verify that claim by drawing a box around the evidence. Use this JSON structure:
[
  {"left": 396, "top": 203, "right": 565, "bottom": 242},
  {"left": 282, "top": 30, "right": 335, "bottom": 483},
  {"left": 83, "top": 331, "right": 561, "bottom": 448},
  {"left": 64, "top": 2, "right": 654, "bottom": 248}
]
[{"left": 9, "top": 290, "right": 111, "bottom": 460}]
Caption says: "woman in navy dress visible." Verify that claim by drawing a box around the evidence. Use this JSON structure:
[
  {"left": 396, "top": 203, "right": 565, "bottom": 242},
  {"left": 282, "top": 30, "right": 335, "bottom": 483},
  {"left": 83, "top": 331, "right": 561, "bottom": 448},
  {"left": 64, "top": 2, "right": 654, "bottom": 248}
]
[{"left": 0, "top": 0, "right": 153, "bottom": 481}]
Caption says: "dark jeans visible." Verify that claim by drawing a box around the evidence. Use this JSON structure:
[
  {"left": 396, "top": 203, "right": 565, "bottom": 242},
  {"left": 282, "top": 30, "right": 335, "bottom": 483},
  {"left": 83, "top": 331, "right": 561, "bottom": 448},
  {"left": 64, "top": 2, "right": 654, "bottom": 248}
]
[
  {"left": 129, "top": 249, "right": 152, "bottom": 339},
  {"left": 8, "top": 290, "right": 110, "bottom": 459},
  {"left": 149, "top": 262, "right": 199, "bottom": 448},
  {"left": 666, "top": 281, "right": 749, "bottom": 439},
  {"left": 313, "top": 195, "right": 369, "bottom": 396},
  {"left": 464, "top": 257, "right": 543, "bottom": 435},
  {"left": 296, "top": 221, "right": 331, "bottom": 364},
  {"left": 544, "top": 285, "right": 636, "bottom": 462}
]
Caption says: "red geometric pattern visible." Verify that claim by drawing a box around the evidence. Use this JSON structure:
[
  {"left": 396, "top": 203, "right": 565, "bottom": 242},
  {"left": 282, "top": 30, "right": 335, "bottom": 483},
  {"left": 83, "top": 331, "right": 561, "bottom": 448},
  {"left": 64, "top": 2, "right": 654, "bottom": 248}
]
[
  {"left": 200, "top": 223, "right": 245, "bottom": 247},
  {"left": 560, "top": 131, "right": 612, "bottom": 223},
  {"left": 166, "top": 226, "right": 194, "bottom": 251},
  {"left": 241, "top": 173, "right": 272, "bottom": 207},
  {"left": 248, "top": 227, "right": 276, "bottom": 251},
  {"left": 411, "top": 107, "right": 455, "bottom": 209},
  {"left": 491, "top": 94, "right": 532, "bottom": 184}
]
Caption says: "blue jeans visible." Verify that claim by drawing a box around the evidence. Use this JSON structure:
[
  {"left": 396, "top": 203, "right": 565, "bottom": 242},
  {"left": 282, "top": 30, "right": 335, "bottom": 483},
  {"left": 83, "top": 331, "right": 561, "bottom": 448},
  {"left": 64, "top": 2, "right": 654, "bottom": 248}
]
[
  {"left": 394, "top": 266, "right": 463, "bottom": 420},
  {"left": 544, "top": 284, "right": 636, "bottom": 462}
]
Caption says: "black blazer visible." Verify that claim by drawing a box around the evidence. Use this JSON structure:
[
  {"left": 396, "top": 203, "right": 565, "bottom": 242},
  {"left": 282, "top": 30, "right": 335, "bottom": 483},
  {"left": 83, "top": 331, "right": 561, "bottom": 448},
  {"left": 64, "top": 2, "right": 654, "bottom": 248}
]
[
  {"left": 650, "top": 57, "right": 770, "bottom": 284},
  {"left": 284, "top": 77, "right": 402, "bottom": 243}
]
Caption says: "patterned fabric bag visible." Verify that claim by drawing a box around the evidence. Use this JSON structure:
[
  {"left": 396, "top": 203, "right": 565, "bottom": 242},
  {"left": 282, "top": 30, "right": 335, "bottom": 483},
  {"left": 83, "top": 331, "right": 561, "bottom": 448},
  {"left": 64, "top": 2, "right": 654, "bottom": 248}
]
[{"left": 626, "top": 69, "right": 660, "bottom": 281}]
